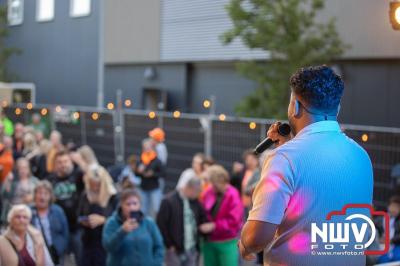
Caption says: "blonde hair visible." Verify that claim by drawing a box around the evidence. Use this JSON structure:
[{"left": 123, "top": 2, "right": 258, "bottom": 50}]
[
  {"left": 7, "top": 204, "right": 32, "bottom": 223},
  {"left": 207, "top": 165, "right": 230, "bottom": 184},
  {"left": 23, "top": 132, "right": 38, "bottom": 151},
  {"left": 39, "top": 139, "right": 52, "bottom": 154},
  {"left": 78, "top": 145, "right": 98, "bottom": 165}
]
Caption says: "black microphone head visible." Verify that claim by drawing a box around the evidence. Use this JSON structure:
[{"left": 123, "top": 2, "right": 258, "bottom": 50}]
[
  {"left": 253, "top": 122, "right": 291, "bottom": 155},
  {"left": 278, "top": 123, "right": 291, "bottom": 136}
]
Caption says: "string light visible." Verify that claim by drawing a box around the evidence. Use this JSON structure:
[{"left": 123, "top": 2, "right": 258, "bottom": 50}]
[
  {"left": 72, "top": 112, "right": 80, "bottom": 120},
  {"left": 124, "top": 99, "right": 132, "bottom": 107},
  {"left": 148, "top": 111, "right": 156, "bottom": 119},
  {"left": 219, "top": 114, "right": 226, "bottom": 121},
  {"left": 55, "top": 105, "right": 62, "bottom": 113},
  {"left": 107, "top": 102, "right": 114, "bottom": 110},
  {"left": 15, "top": 108, "right": 22, "bottom": 115},
  {"left": 249, "top": 122, "right": 257, "bottom": 130},
  {"left": 203, "top": 100, "right": 211, "bottom": 109},
  {"left": 40, "top": 108, "right": 48, "bottom": 116},
  {"left": 173, "top": 110, "right": 181, "bottom": 118},
  {"left": 361, "top": 133, "right": 368, "bottom": 142},
  {"left": 26, "top": 103, "right": 33, "bottom": 110},
  {"left": 91, "top": 112, "right": 99, "bottom": 120}
]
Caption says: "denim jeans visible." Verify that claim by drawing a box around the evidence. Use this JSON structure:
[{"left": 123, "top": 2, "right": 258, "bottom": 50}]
[{"left": 139, "top": 188, "right": 162, "bottom": 219}]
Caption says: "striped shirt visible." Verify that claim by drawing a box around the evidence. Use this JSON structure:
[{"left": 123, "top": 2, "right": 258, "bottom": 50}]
[{"left": 248, "top": 121, "right": 373, "bottom": 266}]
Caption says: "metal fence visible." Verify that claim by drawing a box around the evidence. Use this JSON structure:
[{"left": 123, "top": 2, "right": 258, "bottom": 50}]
[{"left": 4, "top": 104, "right": 400, "bottom": 209}]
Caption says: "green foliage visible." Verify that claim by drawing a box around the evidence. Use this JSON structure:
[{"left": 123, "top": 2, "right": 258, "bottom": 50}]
[
  {"left": 0, "top": 5, "right": 20, "bottom": 81},
  {"left": 222, "top": 0, "right": 347, "bottom": 118}
]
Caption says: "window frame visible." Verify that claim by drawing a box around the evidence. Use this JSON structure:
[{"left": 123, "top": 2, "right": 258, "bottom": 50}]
[
  {"left": 36, "top": 0, "right": 55, "bottom": 23},
  {"left": 70, "top": 0, "right": 91, "bottom": 18},
  {"left": 7, "top": 0, "right": 24, "bottom": 26}
]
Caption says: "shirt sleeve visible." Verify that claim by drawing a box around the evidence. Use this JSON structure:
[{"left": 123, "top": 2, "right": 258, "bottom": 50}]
[{"left": 248, "top": 151, "right": 295, "bottom": 225}]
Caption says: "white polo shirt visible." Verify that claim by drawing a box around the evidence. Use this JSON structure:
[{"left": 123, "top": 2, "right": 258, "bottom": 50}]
[{"left": 248, "top": 121, "right": 373, "bottom": 266}]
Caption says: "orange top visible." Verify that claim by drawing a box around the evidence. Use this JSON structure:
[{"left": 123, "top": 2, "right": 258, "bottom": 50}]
[
  {"left": 0, "top": 149, "right": 14, "bottom": 184},
  {"left": 46, "top": 147, "right": 57, "bottom": 173},
  {"left": 141, "top": 150, "right": 157, "bottom": 166}
]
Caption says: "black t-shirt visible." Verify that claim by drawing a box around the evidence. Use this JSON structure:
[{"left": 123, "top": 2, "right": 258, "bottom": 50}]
[
  {"left": 136, "top": 158, "right": 165, "bottom": 191},
  {"left": 46, "top": 166, "right": 84, "bottom": 232}
]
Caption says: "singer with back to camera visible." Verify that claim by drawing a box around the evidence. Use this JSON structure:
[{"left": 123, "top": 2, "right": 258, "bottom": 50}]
[{"left": 239, "top": 65, "right": 373, "bottom": 266}]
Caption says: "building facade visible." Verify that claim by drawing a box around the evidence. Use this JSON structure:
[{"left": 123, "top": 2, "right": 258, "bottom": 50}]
[{"left": 2, "top": 0, "right": 400, "bottom": 127}]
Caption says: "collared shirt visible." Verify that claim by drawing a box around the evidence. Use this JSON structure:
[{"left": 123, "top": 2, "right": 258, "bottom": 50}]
[
  {"left": 179, "top": 192, "right": 197, "bottom": 251},
  {"left": 248, "top": 121, "right": 373, "bottom": 266}
]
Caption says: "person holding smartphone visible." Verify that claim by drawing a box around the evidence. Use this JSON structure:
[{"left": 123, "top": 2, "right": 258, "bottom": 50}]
[{"left": 102, "top": 189, "right": 164, "bottom": 266}]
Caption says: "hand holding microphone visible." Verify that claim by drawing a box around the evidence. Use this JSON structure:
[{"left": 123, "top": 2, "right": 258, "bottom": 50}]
[{"left": 254, "top": 122, "right": 292, "bottom": 155}]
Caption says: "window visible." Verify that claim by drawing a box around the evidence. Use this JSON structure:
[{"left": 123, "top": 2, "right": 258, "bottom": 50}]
[
  {"left": 36, "top": 0, "right": 54, "bottom": 22},
  {"left": 7, "top": 0, "right": 24, "bottom": 26},
  {"left": 70, "top": 0, "right": 91, "bottom": 18}
]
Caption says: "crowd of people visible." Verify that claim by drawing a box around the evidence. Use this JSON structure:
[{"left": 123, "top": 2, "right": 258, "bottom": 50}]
[
  {"left": 0, "top": 108, "right": 399, "bottom": 266},
  {"left": 0, "top": 110, "right": 265, "bottom": 266}
]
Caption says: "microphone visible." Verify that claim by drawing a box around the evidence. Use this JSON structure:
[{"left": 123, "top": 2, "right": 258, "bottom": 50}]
[{"left": 253, "top": 123, "right": 291, "bottom": 155}]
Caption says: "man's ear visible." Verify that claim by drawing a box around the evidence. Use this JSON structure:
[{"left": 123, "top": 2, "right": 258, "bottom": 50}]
[{"left": 294, "top": 99, "right": 301, "bottom": 118}]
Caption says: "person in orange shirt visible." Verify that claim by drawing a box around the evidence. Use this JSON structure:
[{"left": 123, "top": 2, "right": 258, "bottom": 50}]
[{"left": 0, "top": 143, "right": 14, "bottom": 184}]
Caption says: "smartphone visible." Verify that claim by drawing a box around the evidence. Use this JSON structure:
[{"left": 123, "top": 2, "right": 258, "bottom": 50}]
[
  {"left": 129, "top": 211, "right": 142, "bottom": 223},
  {"left": 78, "top": 216, "right": 89, "bottom": 223}
]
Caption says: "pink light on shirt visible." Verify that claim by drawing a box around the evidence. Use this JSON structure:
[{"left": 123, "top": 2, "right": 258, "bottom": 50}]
[
  {"left": 288, "top": 232, "right": 310, "bottom": 254},
  {"left": 286, "top": 192, "right": 309, "bottom": 220}
]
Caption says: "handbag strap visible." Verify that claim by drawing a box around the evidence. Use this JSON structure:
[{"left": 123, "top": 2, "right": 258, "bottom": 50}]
[{"left": 5, "top": 236, "right": 26, "bottom": 266}]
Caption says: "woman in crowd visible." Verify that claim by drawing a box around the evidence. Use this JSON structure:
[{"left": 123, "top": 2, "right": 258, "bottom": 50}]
[
  {"left": 78, "top": 152, "right": 118, "bottom": 266},
  {"left": 117, "top": 155, "right": 141, "bottom": 191},
  {"left": 136, "top": 138, "right": 165, "bottom": 218},
  {"left": 31, "top": 180, "right": 69, "bottom": 266},
  {"left": 102, "top": 189, "right": 164, "bottom": 266},
  {"left": 46, "top": 130, "right": 64, "bottom": 173},
  {"left": 176, "top": 153, "right": 205, "bottom": 190},
  {"left": 30, "top": 139, "right": 51, "bottom": 180},
  {"left": 240, "top": 150, "right": 261, "bottom": 210},
  {"left": 200, "top": 165, "right": 244, "bottom": 266},
  {"left": 0, "top": 204, "right": 54, "bottom": 266},
  {"left": 1, "top": 158, "right": 39, "bottom": 224}
]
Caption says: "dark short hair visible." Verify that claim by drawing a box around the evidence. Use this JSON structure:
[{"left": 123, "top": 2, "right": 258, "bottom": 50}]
[
  {"left": 54, "top": 149, "right": 70, "bottom": 160},
  {"left": 290, "top": 65, "right": 344, "bottom": 112},
  {"left": 390, "top": 195, "right": 400, "bottom": 206},
  {"left": 127, "top": 155, "right": 138, "bottom": 164}
]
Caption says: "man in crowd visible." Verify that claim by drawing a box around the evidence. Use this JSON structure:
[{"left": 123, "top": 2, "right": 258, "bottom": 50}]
[
  {"left": 46, "top": 150, "right": 84, "bottom": 266},
  {"left": 157, "top": 176, "right": 210, "bottom": 266}
]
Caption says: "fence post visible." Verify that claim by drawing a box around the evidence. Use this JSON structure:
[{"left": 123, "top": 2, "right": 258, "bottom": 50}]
[
  {"left": 81, "top": 110, "right": 87, "bottom": 145},
  {"left": 113, "top": 90, "right": 125, "bottom": 164}
]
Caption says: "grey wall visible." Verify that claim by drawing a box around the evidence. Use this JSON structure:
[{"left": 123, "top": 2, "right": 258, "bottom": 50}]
[
  {"left": 319, "top": 0, "right": 400, "bottom": 59},
  {"left": 338, "top": 60, "right": 400, "bottom": 127},
  {"left": 104, "top": 0, "right": 160, "bottom": 64},
  {"left": 104, "top": 63, "right": 187, "bottom": 111},
  {"left": 188, "top": 62, "right": 257, "bottom": 114},
  {"left": 2, "top": 0, "right": 99, "bottom": 106}
]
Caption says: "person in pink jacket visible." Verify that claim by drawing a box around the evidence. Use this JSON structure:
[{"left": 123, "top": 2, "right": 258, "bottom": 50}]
[{"left": 199, "top": 164, "right": 244, "bottom": 266}]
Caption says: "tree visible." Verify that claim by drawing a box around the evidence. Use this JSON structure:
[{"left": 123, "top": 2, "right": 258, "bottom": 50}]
[
  {"left": 222, "top": 0, "right": 347, "bottom": 118},
  {"left": 0, "top": 5, "right": 20, "bottom": 81}
]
